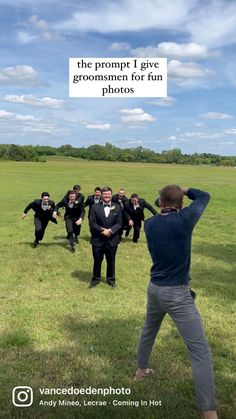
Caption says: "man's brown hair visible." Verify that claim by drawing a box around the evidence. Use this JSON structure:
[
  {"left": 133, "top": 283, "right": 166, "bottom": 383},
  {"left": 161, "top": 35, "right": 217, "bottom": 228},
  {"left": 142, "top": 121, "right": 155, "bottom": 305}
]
[
  {"left": 160, "top": 185, "right": 184, "bottom": 208},
  {"left": 101, "top": 186, "right": 112, "bottom": 193}
]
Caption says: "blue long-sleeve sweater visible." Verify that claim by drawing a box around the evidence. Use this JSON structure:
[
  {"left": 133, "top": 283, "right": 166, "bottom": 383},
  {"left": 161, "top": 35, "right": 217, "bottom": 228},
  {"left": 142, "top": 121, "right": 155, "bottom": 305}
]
[{"left": 144, "top": 188, "right": 210, "bottom": 286}]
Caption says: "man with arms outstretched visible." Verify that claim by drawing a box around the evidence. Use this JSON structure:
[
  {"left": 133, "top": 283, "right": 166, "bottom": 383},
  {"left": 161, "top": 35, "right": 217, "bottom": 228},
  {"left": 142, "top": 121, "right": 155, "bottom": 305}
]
[{"left": 22, "top": 192, "right": 57, "bottom": 247}]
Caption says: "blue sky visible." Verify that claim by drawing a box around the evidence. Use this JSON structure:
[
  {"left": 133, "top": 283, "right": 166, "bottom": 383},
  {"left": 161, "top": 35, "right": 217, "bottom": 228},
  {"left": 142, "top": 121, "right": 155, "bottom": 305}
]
[{"left": 0, "top": 0, "right": 236, "bottom": 155}]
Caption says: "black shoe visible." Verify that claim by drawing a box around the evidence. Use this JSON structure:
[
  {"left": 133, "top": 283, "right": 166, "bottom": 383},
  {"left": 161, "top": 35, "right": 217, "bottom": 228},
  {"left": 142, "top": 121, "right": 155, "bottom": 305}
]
[
  {"left": 74, "top": 237, "right": 79, "bottom": 243},
  {"left": 89, "top": 281, "right": 100, "bottom": 289},
  {"left": 125, "top": 230, "right": 130, "bottom": 237},
  {"left": 70, "top": 245, "right": 75, "bottom": 253},
  {"left": 33, "top": 240, "right": 39, "bottom": 248},
  {"left": 107, "top": 280, "right": 116, "bottom": 288},
  {"left": 133, "top": 239, "right": 138, "bottom": 243}
]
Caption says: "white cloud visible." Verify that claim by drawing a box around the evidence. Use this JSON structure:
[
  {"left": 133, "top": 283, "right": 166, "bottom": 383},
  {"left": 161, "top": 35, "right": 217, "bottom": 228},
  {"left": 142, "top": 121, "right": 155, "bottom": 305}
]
[
  {"left": 0, "top": 108, "right": 40, "bottom": 123},
  {"left": 201, "top": 112, "right": 233, "bottom": 120},
  {"left": 54, "top": 1, "right": 236, "bottom": 49},
  {"left": 225, "top": 129, "right": 236, "bottom": 135},
  {"left": 0, "top": 110, "right": 14, "bottom": 119},
  {"left": 186, "top": 1, "right": 236, "bottom": 48},
  {"left": 55, "top": 0, "right": 194, "bottom": 33},
  {"left": 194, "top": 122, "right": 205, "bottom": 128},
  {"left": 0, "top": 108, "right": 58, "bottom": 134},
  {"left": 16, "top": 14, "right": 58, "bottom": 44},
  {"left": 28, "top": 14, "right": 54, "bottom": 41},
  {"left": 167, "top": 135, "right": 177, "bottom": 140},
  {"left": 131, "top": 42, "right": 214, "bottom": 59},
  {"left": 22, "top": 124, "right": 57, "bottom": 133},
  {"left": 128, "top": 125, "right": 147, "bottom": 129},
  {"left": 168, "top": 60, "right": 214, "bottom": 80},
  {"left": 0, "top": 65, "right": 45, "bottom": 86},
  {"left": 120, "top": 108, "right": 156, "bottom": 123},
  {"left": 126, "top": 140, "right": 143, "bottom": 145},
  {"left": 14, "top": 114, "right": 39, "bottom": 122},
  {"left": 149, "top": 96, "right": 175, "bottom": 107},
  {"left": 109, "top": 42, "right": 131, "bottom": 51},
  {"left": 17, "top": 31, "right": 37, "bottom": 45},
  {"left": 181, "top": 131, "right": 223, "bottom": 139},
  {"left": 85, "top": 123, "right": 111, "bottom": 130},
  {"left": 120, "top": 108, "right": 144, "bottom": 115},
  {"left": 29, "top": 15, "right": 48, "bottom": 32},
  {"left": 4, "top": 94, "right": 65, "bottom": 108}
]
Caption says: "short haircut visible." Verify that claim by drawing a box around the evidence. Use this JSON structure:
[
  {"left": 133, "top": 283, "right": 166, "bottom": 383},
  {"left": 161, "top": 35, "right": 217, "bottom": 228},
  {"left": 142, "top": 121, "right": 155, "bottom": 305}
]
[
  {"left": 67, "top": 190, "right": 77, "bottom": 196},
  {"left": 131, "top": 193, "right": 138, "bottom": 199},
  {"left": 101, "top": 186, "right": 112, "bottom": 193},
  {"left": 73, "top": 184, "right": 81, "bottom": 190},
  {"left": 94, "top": 186, "right": 102, "bottom": 192},
  {"left": 119, "top": 188, "right": 125, "bottom": 193},
  {"left": 160, "top": 185, "right": 184, "bottom": 208},
  {"left": 41, "top": 192, "right": 50, "bottom": 198}
]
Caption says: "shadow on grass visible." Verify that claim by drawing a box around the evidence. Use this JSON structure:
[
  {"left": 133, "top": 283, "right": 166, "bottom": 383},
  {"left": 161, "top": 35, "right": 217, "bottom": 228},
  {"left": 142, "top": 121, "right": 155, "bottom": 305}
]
[
  {"left": 194, "top": 242, "right": 236, "bottom": 265},
  {"left": 191, "top": 263, "right": 236, "bottom": 304},
  {"left": 1, "top": 315, "right": 235, "bottom": 419},
  {"left": 78, "top": 235, "right": 91, "bottom": 243},
  {"left": 53, "top": 235, "right": 68, "bottom": 240},
  {"left": 71, "top": 270, "right": 91, "bottom": 283},
  {"left": 20, "top": 241, "right": 69, "bottom": 249}
]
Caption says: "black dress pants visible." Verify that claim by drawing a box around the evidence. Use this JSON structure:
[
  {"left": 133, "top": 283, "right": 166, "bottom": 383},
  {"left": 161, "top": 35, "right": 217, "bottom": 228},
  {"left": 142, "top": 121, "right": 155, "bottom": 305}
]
[
  {"left": 34, "top": 217, "right": 49, "bottom": 241},
  {"left": 92, "top": 243, "right": 117, "bottom": 283},
  {"left": 125, "top": 220, "right": 142, "bottom": 242},
  {"left": 133, "top": 221, "right": 142, "bottom": 242},
  {"left": 65, "top": 217, "right": 81, "bottom": 246}
]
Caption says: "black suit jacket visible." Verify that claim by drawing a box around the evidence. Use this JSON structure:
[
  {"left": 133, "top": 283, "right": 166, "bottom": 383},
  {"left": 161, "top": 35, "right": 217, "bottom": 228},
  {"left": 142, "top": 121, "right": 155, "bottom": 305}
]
[
  {"left": 124, "top": 198, "right": 157, "bottom": 222},
  {"left": 89, "top": 202, "right": 122, "bottom": 247},
  {"left": 84, "top": 195, "right": 101, "bottom": 216},
  {"left": 55, "top": 198, "right": 85, "bottom": 220},
  {"left": 24, "top": 199, "right": 57, "bottom": 222},
  {"left": 112, "top": 194, "right": 128, "bottom": 206}
]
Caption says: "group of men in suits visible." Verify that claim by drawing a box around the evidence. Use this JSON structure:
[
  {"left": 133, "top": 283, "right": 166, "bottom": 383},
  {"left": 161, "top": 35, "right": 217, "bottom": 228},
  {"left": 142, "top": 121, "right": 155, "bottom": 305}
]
[{"left": 22, "top": 185, "right": 157, "bottom": 287}]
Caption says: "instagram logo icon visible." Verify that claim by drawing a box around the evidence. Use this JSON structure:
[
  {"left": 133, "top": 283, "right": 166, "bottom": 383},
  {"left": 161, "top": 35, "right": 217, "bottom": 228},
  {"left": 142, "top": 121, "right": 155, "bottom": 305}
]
[{"left": 12, "top": 386, "right": 33, "bottom": 407}]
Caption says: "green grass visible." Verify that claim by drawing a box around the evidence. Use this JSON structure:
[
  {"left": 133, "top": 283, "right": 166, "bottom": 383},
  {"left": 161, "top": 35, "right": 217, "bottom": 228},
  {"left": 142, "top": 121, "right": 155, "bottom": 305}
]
[{"left": 0, "top": 159, "right": 235, "bottom": 419}]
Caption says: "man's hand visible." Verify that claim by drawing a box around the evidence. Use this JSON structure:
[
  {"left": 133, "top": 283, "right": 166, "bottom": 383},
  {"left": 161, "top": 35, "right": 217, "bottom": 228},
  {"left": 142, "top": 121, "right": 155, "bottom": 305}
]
[
  {"left": 22, "top": 213, "right": 26, "bottom": 219},
  {"left": 52, "top": 211, "right": 57, "bottom": 219},
  {"left": 129, "top": 219, "right": 134, "bottom": 226},
  {"left": 75, "top": 218, "right": 82, "bottom": 225},
  {"left": 101, "top": 228, "right": 111, "bottom": 237},
  {"left": 182, "top": 188, "right": 188, "bottom": 195}
]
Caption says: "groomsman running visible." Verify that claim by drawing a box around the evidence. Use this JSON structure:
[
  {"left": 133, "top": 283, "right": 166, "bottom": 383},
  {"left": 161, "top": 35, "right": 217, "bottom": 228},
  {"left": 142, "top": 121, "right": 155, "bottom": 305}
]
[
  {"left": 84, "top": 187, "right": 102, "bottom": 217},
  {"left": 124, "top": 194, "right": 157, "bottom": 243},
  {"left": 22, "top": 192, "right": 57, "bottom": 247},
  {"left": 73, "top": 184, "right": 84, "bottom": 206},
  {"left": 53, "top": 190, "right": 85, "bottom": 253},
  {"left": 112, "top": 188, "right": 130, "bottom": 239}
]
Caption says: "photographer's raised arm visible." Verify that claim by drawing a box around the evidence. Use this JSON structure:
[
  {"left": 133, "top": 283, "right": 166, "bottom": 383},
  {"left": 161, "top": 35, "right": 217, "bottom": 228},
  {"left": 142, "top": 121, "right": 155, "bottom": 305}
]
[{"left": 182, "top": 188, "right": 210, "bottom": 228}]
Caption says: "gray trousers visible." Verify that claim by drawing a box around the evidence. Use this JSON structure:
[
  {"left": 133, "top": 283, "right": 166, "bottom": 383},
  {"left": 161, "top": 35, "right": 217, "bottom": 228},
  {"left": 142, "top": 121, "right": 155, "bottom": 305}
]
[{"left": 137, "top": 282, "right": 216, "bottom": 411}]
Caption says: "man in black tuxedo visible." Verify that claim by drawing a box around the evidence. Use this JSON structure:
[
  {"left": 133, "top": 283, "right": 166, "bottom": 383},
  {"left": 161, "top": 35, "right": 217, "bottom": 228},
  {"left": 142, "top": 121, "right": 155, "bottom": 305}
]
[
  {"left": 84, "top": 187, "right": 102, "bottom": 217},
  {"left": 124, "top": 194, "right": 157, "bottom": 243},
  {"left": 89, "top": 186, "right": 122, "bottom": 288},
  {"left": 112, "top": 188, "right": 130, "bottom": 239},
  {"left": 53, "top": 190, "right": 85, "bottom": 252},
  {"left": 22, "top": 192, "right": 57, "bottom": 247},
  {"left": 59, "top": 185, "right": 84, "bottom": 240},
  {"left": 73, "top": 184, "right": 84, "bottom": 206}
]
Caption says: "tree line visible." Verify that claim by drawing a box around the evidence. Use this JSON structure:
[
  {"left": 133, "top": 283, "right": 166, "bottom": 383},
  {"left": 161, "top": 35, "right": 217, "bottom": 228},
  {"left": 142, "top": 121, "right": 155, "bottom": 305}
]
[{"left": 0, "top": 143, "right": 235, "bottom": 166}]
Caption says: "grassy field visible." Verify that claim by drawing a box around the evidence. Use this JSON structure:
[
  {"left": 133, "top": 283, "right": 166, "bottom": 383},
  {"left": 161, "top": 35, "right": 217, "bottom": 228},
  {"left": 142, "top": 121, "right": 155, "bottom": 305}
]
[{"left": 0, "top": 158, "right": 235, "bottom": 419}]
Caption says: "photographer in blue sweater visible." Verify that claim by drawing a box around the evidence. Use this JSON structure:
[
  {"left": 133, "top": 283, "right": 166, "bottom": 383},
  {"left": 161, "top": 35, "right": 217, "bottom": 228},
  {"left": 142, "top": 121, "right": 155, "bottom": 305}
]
[{"left": 135, "top": 185, "right": 218, "bottom": 419}]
